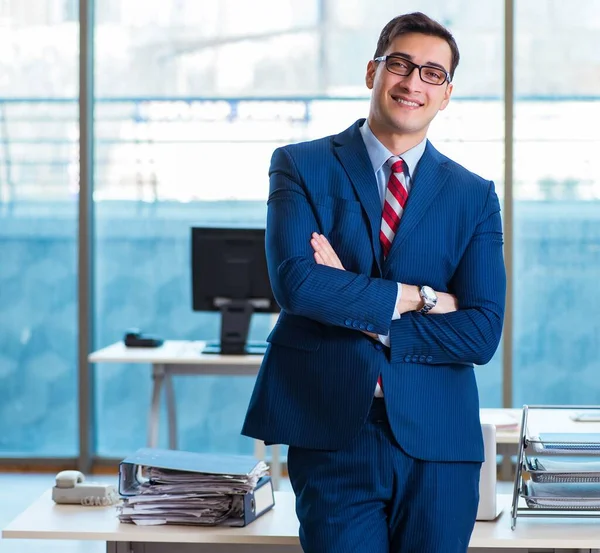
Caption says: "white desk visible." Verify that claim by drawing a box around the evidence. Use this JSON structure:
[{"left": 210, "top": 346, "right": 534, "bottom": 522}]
[
  {"left": 88, "top": 341, "right": 281, "bottom": 489},
  {"left": 4, "top": 491, "right": 600, "bottom": 553},
  {"left": 479, "top": 409, "right": 522, "bottom": 446}
]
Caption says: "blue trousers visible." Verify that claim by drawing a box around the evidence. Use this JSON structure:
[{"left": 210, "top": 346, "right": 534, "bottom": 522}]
[{"left": 287, "top": 398, "right": 481, "bottom": 553}]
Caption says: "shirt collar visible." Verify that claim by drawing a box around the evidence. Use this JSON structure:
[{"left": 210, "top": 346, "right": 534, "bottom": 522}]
[{"left": 359, "top": 120, "right": 427, "bottom": 178}]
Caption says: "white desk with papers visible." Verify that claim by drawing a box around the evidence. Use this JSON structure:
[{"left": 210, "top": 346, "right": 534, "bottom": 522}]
[
  {"left": 480, "top": 409, "right": 522, "bottom": 443},
  {"left": 88, "top": 341, "right": 281, "bottom": 489},
  {"left": 5, "top": 491, "right": 600, "bottom": 553}
]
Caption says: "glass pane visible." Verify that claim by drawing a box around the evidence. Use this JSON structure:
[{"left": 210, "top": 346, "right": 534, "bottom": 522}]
[
  {"left": 514, "top": 0, "right": 600, "bottom": 405},
  {"left": 93, "top": 0, "right": 506, "bottom": 461},
  {"left": 0, "top": 1, "right": 78, "bottom": 456},
  {"left": 93, "top": 1, "right": 289, "bottom": 457}
]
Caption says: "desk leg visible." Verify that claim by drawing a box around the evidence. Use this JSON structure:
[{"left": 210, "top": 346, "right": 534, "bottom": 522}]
[
  {"left": 271, "top": 444, "right": 281, "bottom": 491},
  {"left": 164, "top": 369, "right": 178, "bottom": 449},
  {"left": 498, "top": 443, "right": 516, "bottom": 481},
  {"left": 149, "top": 364, "right": 165, "bottom": 447},
  {"left": 253, "top": 441, "right": 281, "bottom": 491},
  {"left": 106, "top": 541, "right": 131, "bottom": 553},
  {"left": 254, "top": 440, "right": 266, "bottom": 462}
]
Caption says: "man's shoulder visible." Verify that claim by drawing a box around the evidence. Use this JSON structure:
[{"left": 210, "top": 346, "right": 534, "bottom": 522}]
[{"left": 269, "top": 135, "right": 336, "bottom": 175}]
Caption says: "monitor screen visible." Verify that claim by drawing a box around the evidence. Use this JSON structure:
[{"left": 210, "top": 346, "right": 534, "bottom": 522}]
[{"left": 191, "top": 227, "right": 278, "bottom": 354}]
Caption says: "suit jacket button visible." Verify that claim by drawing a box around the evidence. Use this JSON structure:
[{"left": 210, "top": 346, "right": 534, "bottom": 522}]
[
  {"left": 411, "top": 355, "right": 419, "bottom": 362},
  {"left": 367, "top": 324, "right": 374, "bottom": 332},
  {"left": 426, "top": 355, "right": 433, "bottom": 363},
  {"left": 374, "top": 343, "right": 383, "bottom": 351},
  {"left": 352, "top": 321, "right": 359, "bottom": 328},
  {"left": 419, "top": 355, "right": 426, "bottom": 362},
  {"left": 359, "top": 323, "right": 366, "bottom": 330},
  {"left": 345, "top": 319, "right": 352, "bottom": 326},
  {"left": 404, "top": 355, "right": 412, "bottom": 362}
]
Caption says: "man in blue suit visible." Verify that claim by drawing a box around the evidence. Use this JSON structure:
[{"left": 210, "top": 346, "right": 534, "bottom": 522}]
[{"left": 242, "top": 11, "right": 506, "bottom": 553}]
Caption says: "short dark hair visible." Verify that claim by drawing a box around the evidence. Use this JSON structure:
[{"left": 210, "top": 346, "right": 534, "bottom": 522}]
[{"left": 374, "top": 12, "right": 460, "bottom": 80}]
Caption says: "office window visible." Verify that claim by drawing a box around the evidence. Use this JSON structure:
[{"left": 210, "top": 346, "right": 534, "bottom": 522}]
[
  {"left": 0, "top": 0, "right": 78, "bottom": 456},
  {"left": 513, "top": 0, "right": 600, "bottom": 406},
  {"left": 91, "top": 0, "right": 506, "bottom": 460},
  {"left": 93, "top": 0, "right": 304, "bottom": 457}
]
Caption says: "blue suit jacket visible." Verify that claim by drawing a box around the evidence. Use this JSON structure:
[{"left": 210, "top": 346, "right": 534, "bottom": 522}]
[{"left": 242, "top": 119, "right": 506, "bottom": 462}]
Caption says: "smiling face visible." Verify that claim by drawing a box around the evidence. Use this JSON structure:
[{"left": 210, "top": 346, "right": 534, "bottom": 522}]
[{"left": 366, "top": 32, "right": 453, "bottom": 153}]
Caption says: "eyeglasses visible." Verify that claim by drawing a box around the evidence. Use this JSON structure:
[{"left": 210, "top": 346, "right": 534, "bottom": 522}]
[{"left": 374, "top": 55, "right": 451, "bottom": 86}]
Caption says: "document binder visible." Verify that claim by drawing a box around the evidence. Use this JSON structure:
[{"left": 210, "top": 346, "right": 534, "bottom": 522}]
[
  {"left": 119, "top": 448, "right": 267, "bottom": 495},
  {"left": 232, "top": 475, "right": 275, "bottom": 526},
  {"left": 118, "top": 448, "right": 274, "bottom": 527}
]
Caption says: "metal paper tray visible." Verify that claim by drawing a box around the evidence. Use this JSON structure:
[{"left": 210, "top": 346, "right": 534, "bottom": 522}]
[
  {"left": 522, "top": 480, "right": 600, "bottom": 510},
  {"left": 527, "top": 435, "right": 600, "bottom": 456},
  {"left": 526, "top": 456, "right": 600, "bottom": 483}
]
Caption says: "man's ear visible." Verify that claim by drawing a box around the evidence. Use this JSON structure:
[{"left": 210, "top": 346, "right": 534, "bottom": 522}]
[
  {"left": 365, "top": 60, "right": 376, "bottom": 89},
  {"left": 439, "top": 82, "right": 453, "bottom": 111}
]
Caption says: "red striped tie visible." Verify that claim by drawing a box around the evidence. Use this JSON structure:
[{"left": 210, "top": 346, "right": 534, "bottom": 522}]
[
  {"left": 377, "top": 156, "right": 408, "bottom": 392},
  {"left": 379, "top": 157, "right": 408, "bottom": 259}
]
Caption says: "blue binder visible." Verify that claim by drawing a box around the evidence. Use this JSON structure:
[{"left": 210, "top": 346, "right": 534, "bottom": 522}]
[
  {"left": 538, "top": 433, "right": 600, "bottom": 451},
  {"left": 233, "top": 475, "right": 276, "bottom": 526},
  {"left": 118, "top": 447, "right": 275, "bottom": 527}
]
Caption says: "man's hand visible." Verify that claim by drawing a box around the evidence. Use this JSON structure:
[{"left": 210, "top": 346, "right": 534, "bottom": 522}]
[
  {"left": 432, "top": 292, "right": 459, "bottom": 314},
  {"left": 310, "top": 232, "right": 345, "bottom": 270},
  {"left": 310, "top": 233, "right": 379, "bottom": 339},
  {"left": 310, "top": 232, "right": 458, "bottom": 323}
]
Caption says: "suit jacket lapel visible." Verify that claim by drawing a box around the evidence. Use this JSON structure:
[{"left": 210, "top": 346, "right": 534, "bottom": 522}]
[
  {"left": 385, "top": 141, "right": 449, "bottom": 264},
  {"left": 334, "top": 120, "right": 383, "bottom": 272}
]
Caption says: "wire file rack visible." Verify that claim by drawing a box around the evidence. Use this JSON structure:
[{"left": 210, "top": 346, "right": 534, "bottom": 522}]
[{"left": 511, "top": 404, "right": 600, "bottom": 529}]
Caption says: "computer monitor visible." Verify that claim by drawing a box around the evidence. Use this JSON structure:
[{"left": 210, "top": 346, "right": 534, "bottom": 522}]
[{"left": 191, "top": 227, "right": 279, "bottom": 355}]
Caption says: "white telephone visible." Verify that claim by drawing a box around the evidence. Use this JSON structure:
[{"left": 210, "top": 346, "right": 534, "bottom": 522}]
[{"left": 52, "top": 470, "right": 119, "bottom": 506}]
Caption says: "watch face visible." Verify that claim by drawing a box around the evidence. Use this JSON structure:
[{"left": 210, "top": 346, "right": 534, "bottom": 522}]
[{"left": 422, "top": 286, "right": 436, "bottom": 301}]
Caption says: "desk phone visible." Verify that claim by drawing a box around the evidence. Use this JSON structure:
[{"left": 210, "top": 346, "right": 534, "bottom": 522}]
[{"left": 52, "top": 470, "right": 119, "bottom": 506}]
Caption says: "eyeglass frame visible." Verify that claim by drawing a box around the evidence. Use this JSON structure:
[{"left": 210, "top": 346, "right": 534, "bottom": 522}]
[{"left": 373, "top": 55, "right": 451, "bottom": 86}]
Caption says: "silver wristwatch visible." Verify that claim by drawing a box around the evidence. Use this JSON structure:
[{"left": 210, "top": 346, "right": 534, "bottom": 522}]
[{"left": 418, "top": 285, "right": 437, "bottom": 314}]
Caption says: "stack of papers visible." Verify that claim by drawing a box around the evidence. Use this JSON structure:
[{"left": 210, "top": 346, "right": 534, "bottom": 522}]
[
  {"left": 480, "top": 410, "right": 519, "bottom": 430},
  {"left": 529, "top": 457, "right": 600, "bottom": 474},
  {"left": 117, "top": 448, "right": 271, "bottom": 527},
  {"left": 529, "top": 433, "right": 600, "bottom": 454}
]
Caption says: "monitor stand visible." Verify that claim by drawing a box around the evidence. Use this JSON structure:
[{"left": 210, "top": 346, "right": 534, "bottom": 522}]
[{"left": 202, "top": 299, "right": 267, "bottom": 355}]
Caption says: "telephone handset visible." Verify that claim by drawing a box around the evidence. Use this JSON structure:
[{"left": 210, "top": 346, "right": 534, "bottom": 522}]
[
  {"left": 52, "top": 470, "right": 119, "bottom": 506},
  {"left": 124, "top": 328, "right": 163, "bottom": 348}
]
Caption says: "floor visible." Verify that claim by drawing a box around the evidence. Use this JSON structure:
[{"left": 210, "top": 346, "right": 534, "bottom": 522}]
[{"left": 0, "top": 473, "right": 512, "bottom": 552}]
